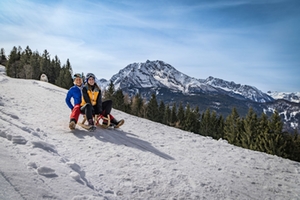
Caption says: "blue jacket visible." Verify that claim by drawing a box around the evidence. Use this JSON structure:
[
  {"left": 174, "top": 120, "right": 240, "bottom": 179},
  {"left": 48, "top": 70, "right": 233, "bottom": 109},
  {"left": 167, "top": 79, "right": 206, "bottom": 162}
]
[{"left": 65, "top": 85, "right": 82, "bottom": 110}]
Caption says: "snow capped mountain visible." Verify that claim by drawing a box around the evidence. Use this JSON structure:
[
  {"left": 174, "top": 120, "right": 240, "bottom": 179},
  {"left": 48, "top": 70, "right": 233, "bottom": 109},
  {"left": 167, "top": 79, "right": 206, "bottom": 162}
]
[
  {"left": 1, "top": 70, "right": 300, "bottom": 199},
  {"left": 267, "top": 91, "right": 300, "bottom": 103},
  {"left": 107, "top": 60, "right": 273, "bottom": 103},
  {"left": 110, "top": 60, "right": 217, "bottom": 95},
  {"left": 203, "top": 76, "right": 274, "bottom": 103}
]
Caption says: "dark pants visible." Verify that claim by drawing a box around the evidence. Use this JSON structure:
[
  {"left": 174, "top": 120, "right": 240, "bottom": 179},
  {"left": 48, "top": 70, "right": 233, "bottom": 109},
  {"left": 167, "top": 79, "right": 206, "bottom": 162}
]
[{"left": 80, "top": 100, "right": 113, "bottom": 121}]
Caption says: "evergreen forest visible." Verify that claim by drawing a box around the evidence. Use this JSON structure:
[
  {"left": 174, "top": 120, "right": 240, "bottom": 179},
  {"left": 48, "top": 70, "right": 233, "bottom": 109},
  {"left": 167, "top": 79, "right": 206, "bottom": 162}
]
[{"left": 0, "top": 46, "right": 73, "bottom": 89}]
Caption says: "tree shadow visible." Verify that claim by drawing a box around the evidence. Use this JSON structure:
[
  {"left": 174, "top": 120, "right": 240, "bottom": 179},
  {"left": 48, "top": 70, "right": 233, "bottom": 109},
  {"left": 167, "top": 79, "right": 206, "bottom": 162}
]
[{"left": 73, "top": 128, "right": 174, "bottom": 160}]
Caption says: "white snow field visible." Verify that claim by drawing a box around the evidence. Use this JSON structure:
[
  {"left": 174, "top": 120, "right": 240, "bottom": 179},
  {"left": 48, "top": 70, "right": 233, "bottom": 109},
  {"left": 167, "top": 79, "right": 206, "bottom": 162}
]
[{"left": 0, "top": 71, "right": 300, "bottom": 200}]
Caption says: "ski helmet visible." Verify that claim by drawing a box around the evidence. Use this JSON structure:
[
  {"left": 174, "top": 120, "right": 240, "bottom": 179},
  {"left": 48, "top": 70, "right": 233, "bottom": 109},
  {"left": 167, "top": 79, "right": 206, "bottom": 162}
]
[
  {"left": 86, "top": 73, "right": 96, "bottom": 81},
  {"left": 73, "top": 73, "right": 82, "bottom": 80}
]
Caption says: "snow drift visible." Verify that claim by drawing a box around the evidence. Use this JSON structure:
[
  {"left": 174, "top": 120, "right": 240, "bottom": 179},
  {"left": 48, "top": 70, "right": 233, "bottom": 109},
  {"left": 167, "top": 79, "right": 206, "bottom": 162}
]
[{"left": 0, "top": 71, "right": 300, "bottom": 200}]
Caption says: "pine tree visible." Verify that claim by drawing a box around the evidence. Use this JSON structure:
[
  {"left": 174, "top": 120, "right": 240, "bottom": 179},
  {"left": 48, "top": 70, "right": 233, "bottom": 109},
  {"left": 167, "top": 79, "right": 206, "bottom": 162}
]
[
  {"left": 6, "top": 46, "right": 19, "bottom": 77},
  {"left": 177, "top": 102, "right": 185, "bottom": 128},
  {"left": 216, "top": 115, "right": 225, "bottom": 139},
  {"left": 21, "top": 46, "right": 33, "bottom": 79},
  {"left": 192, "top": 106, "right": 200, "bottom": 133},
  {"left": 15, "top": 46, "right": 22, "bottom": 78},
  {"left": 284, "top": 131, "right": 300, "bottom": 162},
  {"left": 184, "top": 104, "right": 198, "bottom": 132},
  {"left": 209, "top": 111, "right": 219, "bottom": 139},
  {"left": 170, "top": 103, "right": 177, "bottom": 126},
  {"left": 163, "top": 104, "right": 171, "bottom": 125},
  {"left": 240, "top": 108, "right": 259, "bottom": 150},
  {"left": 258, "top": 113, "right": 269, "bottom": 135},
  {"left": 157, "top": 101, "right": 165, "bottom": 123},
  {"left": 224, "top": 107, "right": 242, "bottom": 146},
  {"left": 55, "top": 60, "right": 73, "bottom": 89},
  {"left": 104, "top": 81, "right": 115, "bottom": 100},
  {"left": 268, "top": 110, "right": 283, "bottom": 134},
  {"left": 40, "top": 49, "right": 51, "bottom": 78},
  {"left": 30, "top": 51, "right": 41, "bottom": 80},
  {"left": 146, "top": 93, "right": 159, "bottom": 122},
  {"left": 257, "top": 111, "right": 287, "bottom": 157},
  {"left": 131, "top": 93, "right": 144, "bottom": 117},
  {"left": 53, "top": 55, "right": 61, "bottom": 81},
  {"left": 113, "top": 89, "right": 125, "bottom": 111},
  {"left": 123, "top": 93, "right": 132, "bottom": 114},
  {"left": 0, "top": 48, "right": 7, "bottom": 66},
  {"left": 199, "top": 108, "right": 211, "bottom": 136}
]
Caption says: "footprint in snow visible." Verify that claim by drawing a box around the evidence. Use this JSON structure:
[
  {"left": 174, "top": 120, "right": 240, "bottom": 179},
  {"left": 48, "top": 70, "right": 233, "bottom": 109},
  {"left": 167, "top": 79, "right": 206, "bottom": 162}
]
[
  {"left": 37, "top": 166, "right": 58, "bottom": 177},
  {"left": 31, "top": 141, "right": 57, "bottom": 153},
  {"left": 67, "top": 162, "right": 94, "bottom": 190},
  {"left": 11, "top": 135, "right": 27, "bottom": 144},
  {"left": 27, "top": 162, "right": 38, "bottom": 169}
]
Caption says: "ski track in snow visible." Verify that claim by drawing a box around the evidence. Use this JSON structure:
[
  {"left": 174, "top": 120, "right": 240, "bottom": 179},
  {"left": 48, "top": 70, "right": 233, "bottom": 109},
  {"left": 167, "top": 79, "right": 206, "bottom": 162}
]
[{"left": 0, "top": 72, "right": 300, "bottom": 199}]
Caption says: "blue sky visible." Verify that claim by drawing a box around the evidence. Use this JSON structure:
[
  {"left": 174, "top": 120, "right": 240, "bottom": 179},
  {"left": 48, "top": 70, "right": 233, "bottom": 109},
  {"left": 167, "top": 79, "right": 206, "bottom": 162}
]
[{"left": 0, "top": 0, "right": 299, "bottom": 92}]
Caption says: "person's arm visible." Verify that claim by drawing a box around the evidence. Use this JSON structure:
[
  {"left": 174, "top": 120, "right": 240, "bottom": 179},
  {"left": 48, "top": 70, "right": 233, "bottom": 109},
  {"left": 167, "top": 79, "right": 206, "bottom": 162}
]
[{"left": 65, "top": 88, "right": 74, "bottom": 110}]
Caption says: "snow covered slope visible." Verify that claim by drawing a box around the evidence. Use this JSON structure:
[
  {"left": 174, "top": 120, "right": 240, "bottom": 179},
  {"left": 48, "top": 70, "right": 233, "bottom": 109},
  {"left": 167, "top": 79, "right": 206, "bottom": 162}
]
[
  {"left": 0, "top": 73, "right": 300, "bottom": 199},
  {"left": 0, "top": 64, "right": 5, "bottom": 74}
]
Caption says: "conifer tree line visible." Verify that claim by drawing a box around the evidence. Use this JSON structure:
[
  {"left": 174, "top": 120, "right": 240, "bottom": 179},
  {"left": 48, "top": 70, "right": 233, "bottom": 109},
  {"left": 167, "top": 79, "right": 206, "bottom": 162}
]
[
  {"left": 104, "top": 83, "right": 300, "bottom": 162},
  {"left": 1, "top": 46, "right": 73, "bottom": 89}
]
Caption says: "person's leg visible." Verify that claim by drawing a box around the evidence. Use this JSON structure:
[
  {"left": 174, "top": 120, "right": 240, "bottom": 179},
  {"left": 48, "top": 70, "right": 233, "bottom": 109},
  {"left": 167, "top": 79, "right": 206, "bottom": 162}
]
[
  {"left": 80, "top": 103, "right": 94, "bottom": 125},
  {"left": 69, "top": 104, "right": 81, "bottom": 130},
  {"left": 101, "top": 100, "right": 113, "bottom": 116},
  {"left": 70, "top": 104, "right": 81, "bottom": 123},
  {"left": 101, "top": 100, "right": 124, "bottom": 128}
]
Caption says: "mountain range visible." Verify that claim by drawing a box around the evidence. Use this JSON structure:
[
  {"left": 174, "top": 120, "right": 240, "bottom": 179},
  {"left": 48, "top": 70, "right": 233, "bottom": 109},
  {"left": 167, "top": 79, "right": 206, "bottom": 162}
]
[{"left": 97, "top": 60, "right": 300, "bottom": 132}]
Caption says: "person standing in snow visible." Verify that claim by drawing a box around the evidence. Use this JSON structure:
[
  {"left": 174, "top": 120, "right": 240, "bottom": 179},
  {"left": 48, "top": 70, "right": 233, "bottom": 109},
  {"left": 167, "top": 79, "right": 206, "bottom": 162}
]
[
  {"left": 65, "top": 73, "right": 83, "bottom": 130},
  {"left": 81, "top": 73, "right": 124, "bottom": 128}
]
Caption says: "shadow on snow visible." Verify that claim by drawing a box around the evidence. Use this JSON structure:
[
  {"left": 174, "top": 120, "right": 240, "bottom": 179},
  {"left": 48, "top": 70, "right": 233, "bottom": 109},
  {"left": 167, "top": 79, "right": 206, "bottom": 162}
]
[{"left": 72, "top": 128, "right": 174, "bottom": 160}]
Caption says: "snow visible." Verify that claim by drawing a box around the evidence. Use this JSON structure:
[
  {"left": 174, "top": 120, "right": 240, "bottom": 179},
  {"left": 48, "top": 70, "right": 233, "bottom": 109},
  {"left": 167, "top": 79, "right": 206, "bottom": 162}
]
[
  {"left": 268, "top": 91, "right": 300, "bottom": 103},
  {"left": 0, "top": 72, "right": 300, "bottom": 200},
  {"left": 0, "top": 65, "right": 5, "bottom": 75}
]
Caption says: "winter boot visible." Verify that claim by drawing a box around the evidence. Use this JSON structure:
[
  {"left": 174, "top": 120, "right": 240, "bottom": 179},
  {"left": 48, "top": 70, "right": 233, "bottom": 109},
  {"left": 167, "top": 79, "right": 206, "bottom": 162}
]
[
  {"left": 111, "top": 118, "right": 124, "bottom": 128},
  {"left": 88, "top": 119, "right": 96, "bottom": 131},
  {"left": 69, "top": 119, "right": 76, "bottom": 130},
  {"left": 88, "top": 119, "right": 94, "bottom": 126}
]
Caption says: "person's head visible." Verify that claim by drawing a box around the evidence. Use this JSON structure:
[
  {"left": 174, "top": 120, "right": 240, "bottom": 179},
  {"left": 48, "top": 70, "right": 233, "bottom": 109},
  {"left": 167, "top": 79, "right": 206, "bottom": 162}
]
[
  {"left": 73, "top": 73, "right": 83, "bottom": 86},
  {"left": 86, "top": 73, "right": 96, "bottom": 86}
]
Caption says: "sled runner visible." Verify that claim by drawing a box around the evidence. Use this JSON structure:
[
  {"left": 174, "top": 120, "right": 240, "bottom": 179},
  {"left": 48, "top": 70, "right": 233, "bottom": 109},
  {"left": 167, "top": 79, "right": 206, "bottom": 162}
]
[
  {"left": 77, "top": 122, "right": 96, "bottom": 132},
  {"left": 80, "top": 114, "right": 111, "bottom": 129}
]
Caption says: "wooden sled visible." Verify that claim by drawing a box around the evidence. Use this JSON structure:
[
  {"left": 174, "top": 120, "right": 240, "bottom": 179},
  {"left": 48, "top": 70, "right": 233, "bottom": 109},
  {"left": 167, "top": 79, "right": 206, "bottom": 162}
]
[{"left": 81, "top": 114, "right": 111, "bottom": 129}]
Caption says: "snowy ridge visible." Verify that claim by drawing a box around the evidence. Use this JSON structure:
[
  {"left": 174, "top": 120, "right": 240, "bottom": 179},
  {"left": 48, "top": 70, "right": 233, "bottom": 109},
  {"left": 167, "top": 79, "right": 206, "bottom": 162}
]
[
  {"left": 1, "top": 71, "right": 300, "bottom": 199},
  {"left": 267, "top": 91, "right": 300, "bottom": 103},
  {"left": 107, "top": 60, "right": 273, "bottom": 103},
  {"left": 203, "top": 76, "right": 274, "bottom": 103}
]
